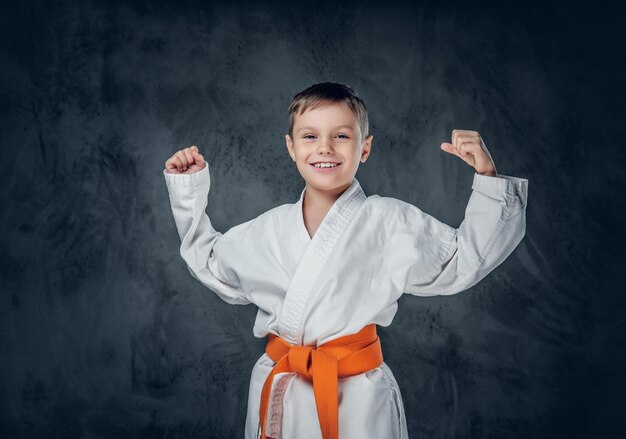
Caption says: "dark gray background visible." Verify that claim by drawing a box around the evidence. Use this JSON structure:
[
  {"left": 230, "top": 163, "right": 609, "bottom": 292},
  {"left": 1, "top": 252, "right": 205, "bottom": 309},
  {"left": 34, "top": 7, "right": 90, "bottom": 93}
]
[{"left": 1, "top": 0, "right": 624, "bottom": 438}]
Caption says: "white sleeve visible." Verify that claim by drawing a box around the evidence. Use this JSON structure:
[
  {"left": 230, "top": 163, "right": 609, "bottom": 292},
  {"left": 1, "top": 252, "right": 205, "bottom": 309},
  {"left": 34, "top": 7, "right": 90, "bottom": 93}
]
[
  {"left": 163, "top": 163, "right": 252, "bottom": 305},
  {"left": 403, "top": 172, "right": 528, "bottom": 297}
]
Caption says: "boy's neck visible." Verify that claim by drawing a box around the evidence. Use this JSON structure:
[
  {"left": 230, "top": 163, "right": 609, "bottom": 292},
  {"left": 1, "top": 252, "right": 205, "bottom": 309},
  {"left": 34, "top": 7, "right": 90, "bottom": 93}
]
[
  {"left": 301, "top": 182, "right": 352, "bottom": 239},
  {"left": 303, "top": 182, "right": 351, "bottom": 213}
]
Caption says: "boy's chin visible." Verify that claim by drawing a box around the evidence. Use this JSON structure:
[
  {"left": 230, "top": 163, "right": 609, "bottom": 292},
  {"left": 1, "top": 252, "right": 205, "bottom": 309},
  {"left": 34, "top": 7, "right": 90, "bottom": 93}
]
[{"left": 302, "top": 176, "right": 353, "bottom": 192}]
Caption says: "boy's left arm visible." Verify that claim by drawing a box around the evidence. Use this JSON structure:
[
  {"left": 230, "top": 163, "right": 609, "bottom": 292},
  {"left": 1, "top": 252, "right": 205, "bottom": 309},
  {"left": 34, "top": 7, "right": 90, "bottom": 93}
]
[{"left": 403, "top": 130, "right": 528, "bottom": 296}]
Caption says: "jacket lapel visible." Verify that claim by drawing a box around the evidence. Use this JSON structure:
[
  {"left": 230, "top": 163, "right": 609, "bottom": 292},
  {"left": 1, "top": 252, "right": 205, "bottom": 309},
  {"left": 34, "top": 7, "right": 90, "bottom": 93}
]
[{"left": 278, "top": 177, "right": 367, "bottom": 345}]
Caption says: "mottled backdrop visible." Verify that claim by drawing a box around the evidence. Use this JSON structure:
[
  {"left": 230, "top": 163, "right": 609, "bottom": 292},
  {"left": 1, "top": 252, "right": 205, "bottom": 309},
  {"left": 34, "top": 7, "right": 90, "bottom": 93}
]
[{"left": 1, "top": 0, "right": 623, "bottom": 438}]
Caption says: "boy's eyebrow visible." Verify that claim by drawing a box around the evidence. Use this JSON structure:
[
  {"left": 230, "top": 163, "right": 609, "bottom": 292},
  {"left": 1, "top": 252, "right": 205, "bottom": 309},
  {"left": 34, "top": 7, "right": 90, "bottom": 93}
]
[{"left": 297, "top": 125, "right": 355, "bottom": 132}]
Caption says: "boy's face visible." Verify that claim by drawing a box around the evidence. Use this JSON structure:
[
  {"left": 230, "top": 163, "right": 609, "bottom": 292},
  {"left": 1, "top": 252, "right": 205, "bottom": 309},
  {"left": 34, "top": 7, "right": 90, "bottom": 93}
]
[{"left": 285, "top": 101, "right": 373, "bottom": 194}]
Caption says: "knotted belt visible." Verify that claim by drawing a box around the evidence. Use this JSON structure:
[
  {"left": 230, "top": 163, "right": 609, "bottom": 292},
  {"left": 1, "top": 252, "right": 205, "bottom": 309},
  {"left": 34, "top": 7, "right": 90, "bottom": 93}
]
[{"left": 259, "top": 323, "right": 384, "bottom": 439}]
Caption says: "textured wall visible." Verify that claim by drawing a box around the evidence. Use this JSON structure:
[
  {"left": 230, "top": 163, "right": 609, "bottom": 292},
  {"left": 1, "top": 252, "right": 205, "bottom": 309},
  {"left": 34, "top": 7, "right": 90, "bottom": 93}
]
[{"left": 1, "top": 1, "right": 623, "bottom": 438}]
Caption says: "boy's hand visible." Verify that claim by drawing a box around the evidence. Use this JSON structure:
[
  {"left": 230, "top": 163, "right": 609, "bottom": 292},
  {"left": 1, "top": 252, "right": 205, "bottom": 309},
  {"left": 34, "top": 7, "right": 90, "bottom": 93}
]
[
  {"left": 440, "top": 130, "right": 496, "bottom": 176},
  {"left": 165, "top": 145, "right": 206, "bottom": 174}
]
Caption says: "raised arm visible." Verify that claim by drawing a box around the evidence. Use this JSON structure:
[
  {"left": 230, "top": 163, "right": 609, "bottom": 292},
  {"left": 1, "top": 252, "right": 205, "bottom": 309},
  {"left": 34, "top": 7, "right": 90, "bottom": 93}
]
[
  {"left": 403, "top": 172, "right": 528, "bottom": 296},
  {"left": 163, "top": 154, "right": 251, "bottom": 305}
]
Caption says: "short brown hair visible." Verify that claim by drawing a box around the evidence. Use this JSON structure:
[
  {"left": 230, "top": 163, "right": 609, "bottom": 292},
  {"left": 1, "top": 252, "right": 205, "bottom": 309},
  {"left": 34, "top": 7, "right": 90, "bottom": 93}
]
[{"left": 287, "top": 82, "right": 369, "bottom": 142}]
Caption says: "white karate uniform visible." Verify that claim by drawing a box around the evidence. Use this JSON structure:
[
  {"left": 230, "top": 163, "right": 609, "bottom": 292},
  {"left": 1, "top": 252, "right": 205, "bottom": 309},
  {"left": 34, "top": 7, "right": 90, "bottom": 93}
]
[{"left": 163, "top": 153, "right": 528, "bottom": 439}]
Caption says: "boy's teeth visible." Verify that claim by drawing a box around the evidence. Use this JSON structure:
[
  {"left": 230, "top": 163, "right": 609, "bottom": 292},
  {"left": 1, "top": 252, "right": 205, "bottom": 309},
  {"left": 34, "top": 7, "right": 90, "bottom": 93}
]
[{"left": 314, "top": 163, "right": 339, "bottom": 168}]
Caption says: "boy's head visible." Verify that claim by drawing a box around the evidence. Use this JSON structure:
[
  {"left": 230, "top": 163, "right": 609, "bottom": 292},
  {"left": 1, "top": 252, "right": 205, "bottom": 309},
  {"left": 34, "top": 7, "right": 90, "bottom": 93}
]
[{"left": 285, "top": 82, "right": 373, "bottom": 194}]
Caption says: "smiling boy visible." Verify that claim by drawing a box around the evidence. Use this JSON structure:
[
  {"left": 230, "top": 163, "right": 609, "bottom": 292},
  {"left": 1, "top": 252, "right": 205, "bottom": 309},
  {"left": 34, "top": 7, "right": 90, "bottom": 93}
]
[
  {"left": 163, "top": 82, "right": 528, "bottom": 439},
  {"left": 285, "top": 99, "right": 372, "bottom": 240}
]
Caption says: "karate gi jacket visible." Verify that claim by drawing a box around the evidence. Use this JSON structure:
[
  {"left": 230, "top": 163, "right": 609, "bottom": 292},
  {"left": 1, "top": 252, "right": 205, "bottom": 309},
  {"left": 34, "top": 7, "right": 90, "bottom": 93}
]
[{"left": 163, "top": 160, "right": 528, "bottom": 439}]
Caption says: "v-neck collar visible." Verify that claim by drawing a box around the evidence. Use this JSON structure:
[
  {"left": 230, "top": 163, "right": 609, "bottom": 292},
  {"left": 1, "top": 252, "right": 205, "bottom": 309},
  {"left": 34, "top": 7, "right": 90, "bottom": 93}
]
[
  {"left": 280, "top": 176, "right": 367, "bottom": 345},
  {"left": 295, "top": 178, "right": 364, "bottom": 244}
]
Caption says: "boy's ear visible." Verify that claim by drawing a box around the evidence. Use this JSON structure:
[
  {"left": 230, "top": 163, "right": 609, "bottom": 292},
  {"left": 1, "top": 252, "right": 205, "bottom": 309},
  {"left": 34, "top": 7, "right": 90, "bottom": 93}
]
[
  {"left": 361, "top": 134, "right": 373, "bottom": 162},
  {"left": 285, "top": 134, "right": 295, "bottom": 162}
]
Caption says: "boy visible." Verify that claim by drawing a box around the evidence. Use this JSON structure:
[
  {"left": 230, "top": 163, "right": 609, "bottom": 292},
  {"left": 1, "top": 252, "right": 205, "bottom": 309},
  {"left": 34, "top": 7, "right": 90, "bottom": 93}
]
[{"left": 163, "top": 82, "right": 528, "bottom": 439}]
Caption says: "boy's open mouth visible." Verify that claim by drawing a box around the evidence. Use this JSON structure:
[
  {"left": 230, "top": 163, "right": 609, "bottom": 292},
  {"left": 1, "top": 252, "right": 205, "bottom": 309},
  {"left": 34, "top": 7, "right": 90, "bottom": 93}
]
[{"left": 310, "top": 162, "right": 342, "bottom": 169}]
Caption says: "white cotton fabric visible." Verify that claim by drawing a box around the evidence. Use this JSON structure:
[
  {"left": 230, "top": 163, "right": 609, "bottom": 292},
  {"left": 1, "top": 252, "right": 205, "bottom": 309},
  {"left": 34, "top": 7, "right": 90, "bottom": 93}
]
[{"left": 163, "top": 157, "right": 528, "bottom": 439}]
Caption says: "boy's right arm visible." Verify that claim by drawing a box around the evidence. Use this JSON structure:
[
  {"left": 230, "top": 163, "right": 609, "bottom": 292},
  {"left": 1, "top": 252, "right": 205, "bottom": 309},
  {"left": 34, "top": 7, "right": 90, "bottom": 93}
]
[{"left": 163, "top": 162, "right": 252, "bottom": 305}]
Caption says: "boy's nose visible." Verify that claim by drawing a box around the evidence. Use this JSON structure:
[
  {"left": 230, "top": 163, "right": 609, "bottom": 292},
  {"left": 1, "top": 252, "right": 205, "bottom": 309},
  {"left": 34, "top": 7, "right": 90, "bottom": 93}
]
[{"left": 317, "top": 138, "right": 335, "bottom": 152}]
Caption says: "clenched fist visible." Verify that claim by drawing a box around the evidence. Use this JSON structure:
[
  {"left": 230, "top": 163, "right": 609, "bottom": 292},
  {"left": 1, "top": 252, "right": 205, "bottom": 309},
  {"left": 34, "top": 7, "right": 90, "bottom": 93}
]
[
  {"left": 440, "top": 130, "right": 496, "bottom": 176},
  {"left": 165, "top": 145, "right": 206, "bottom": 174}
]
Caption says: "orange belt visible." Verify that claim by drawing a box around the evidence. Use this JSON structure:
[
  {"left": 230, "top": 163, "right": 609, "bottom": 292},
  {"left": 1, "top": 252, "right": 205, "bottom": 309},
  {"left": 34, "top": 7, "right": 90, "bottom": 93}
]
[{"left": 259, "top": 323, "right": 384, "bottom": 439}]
